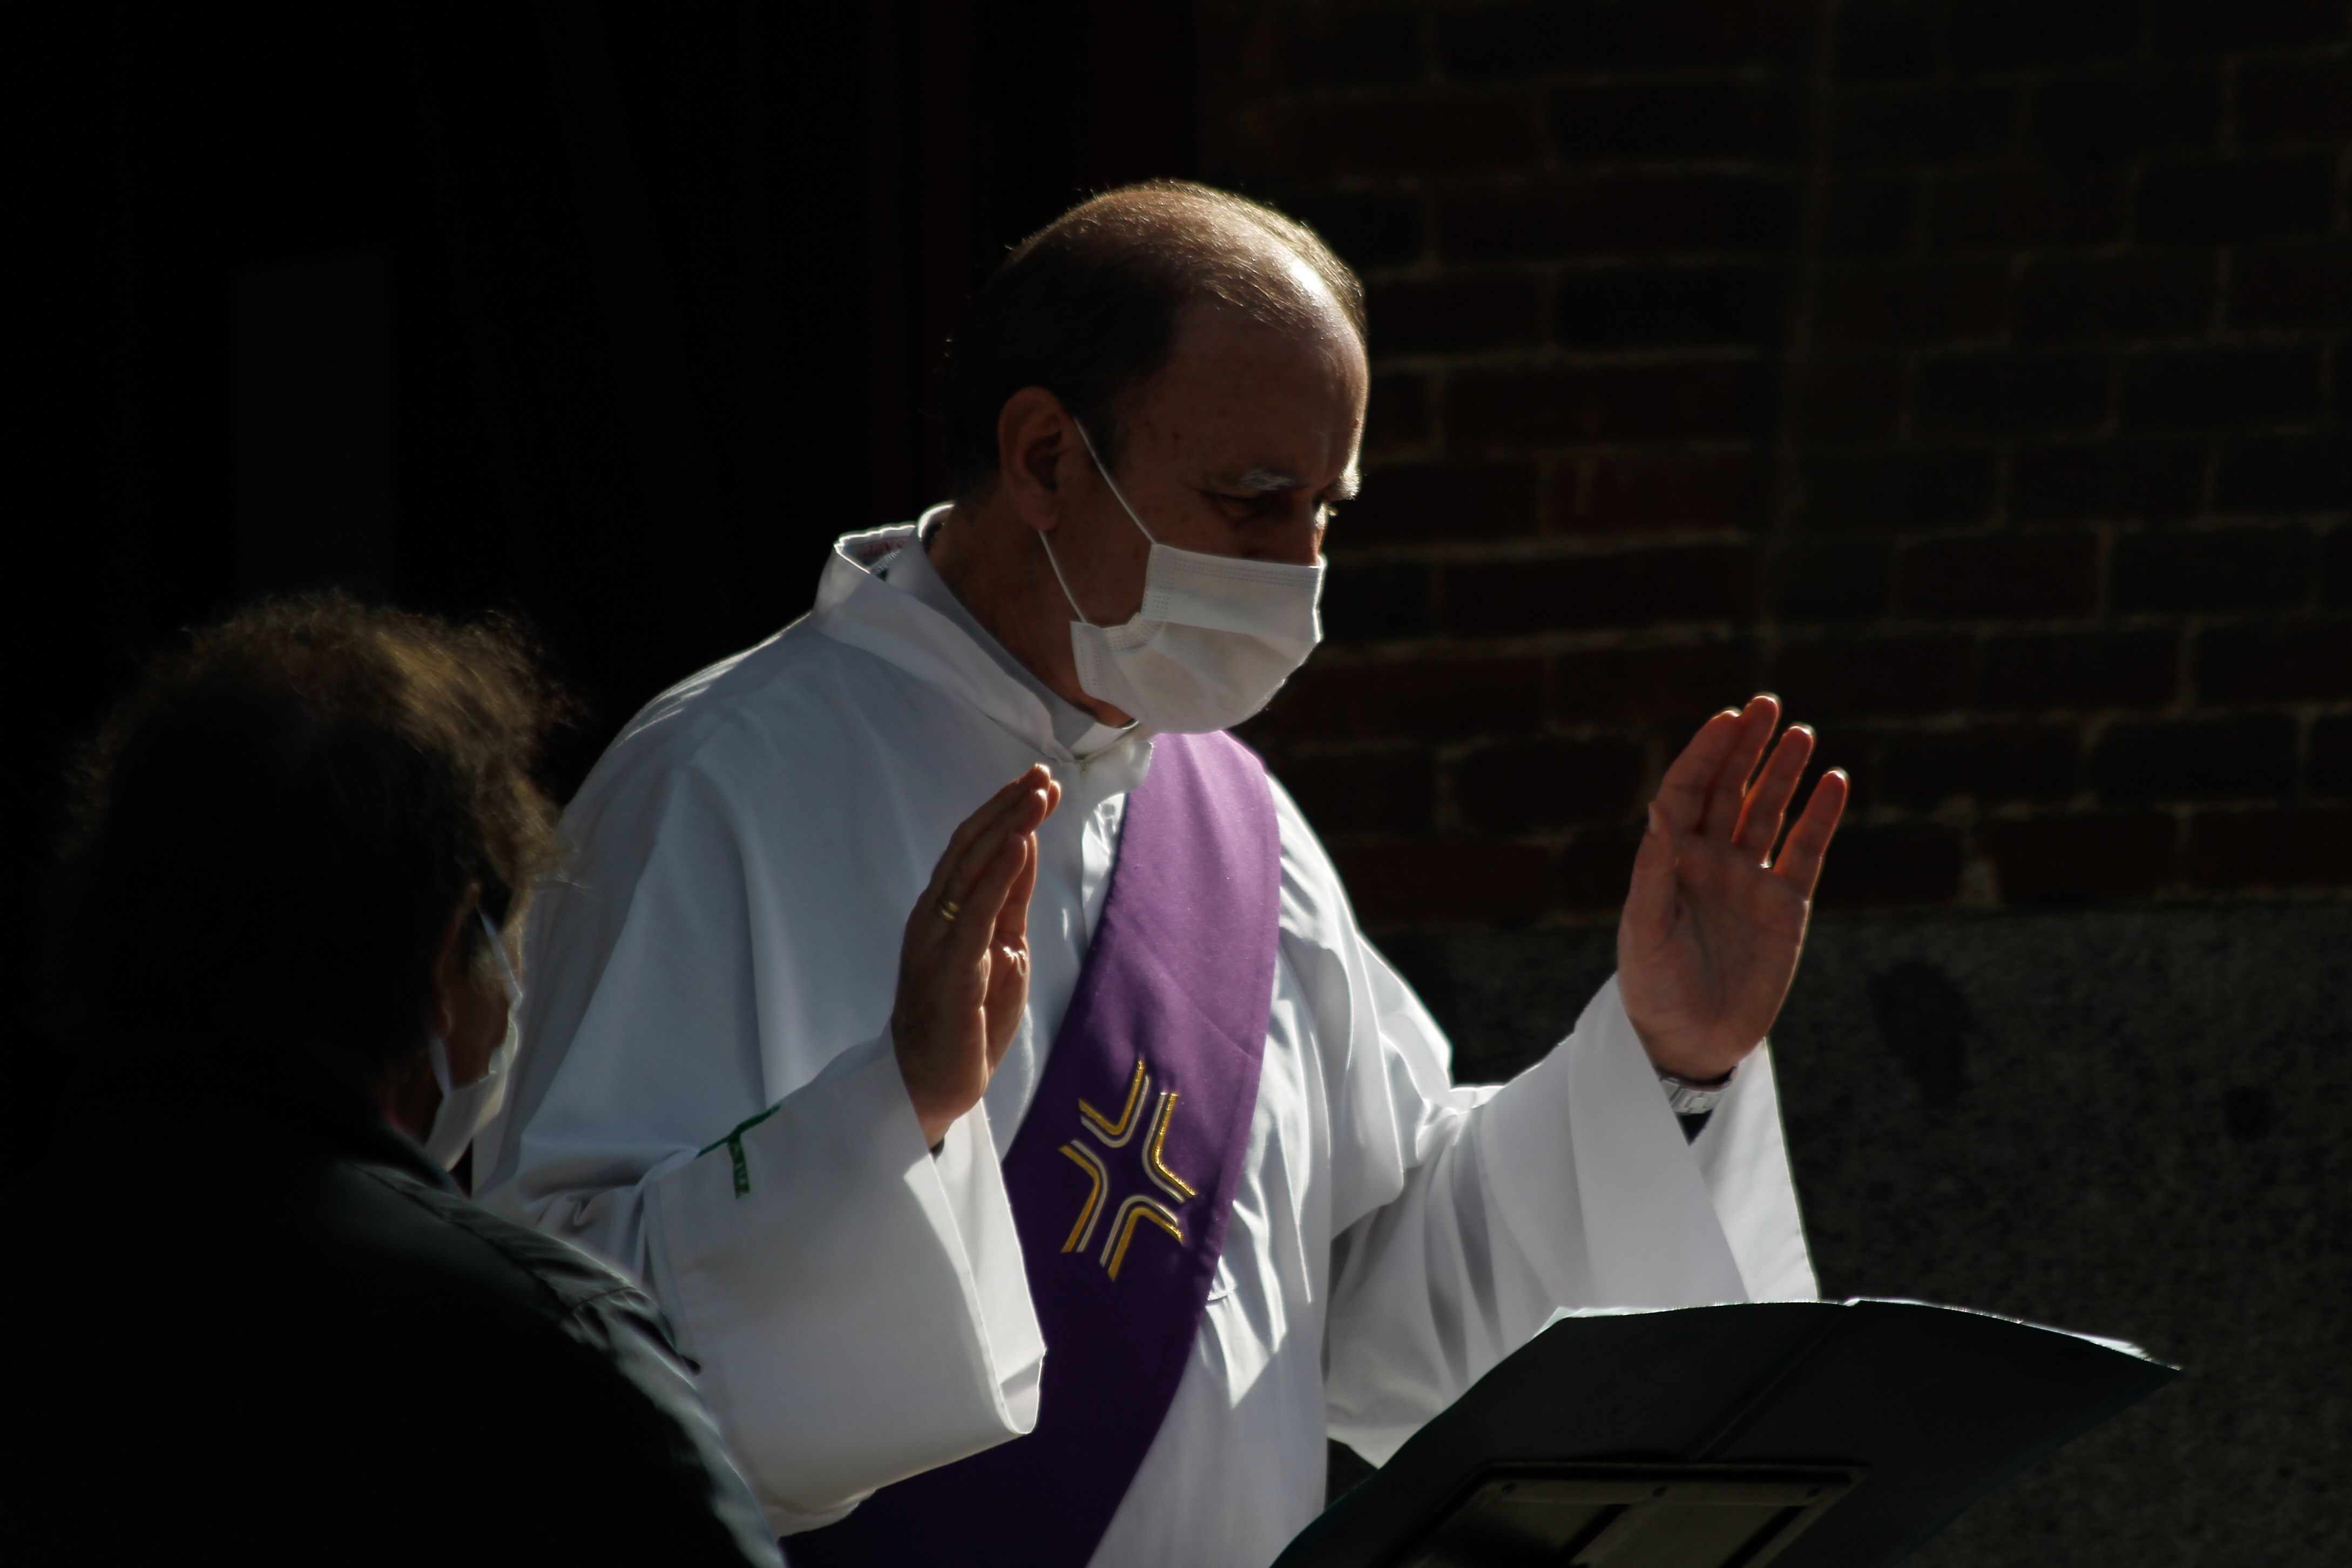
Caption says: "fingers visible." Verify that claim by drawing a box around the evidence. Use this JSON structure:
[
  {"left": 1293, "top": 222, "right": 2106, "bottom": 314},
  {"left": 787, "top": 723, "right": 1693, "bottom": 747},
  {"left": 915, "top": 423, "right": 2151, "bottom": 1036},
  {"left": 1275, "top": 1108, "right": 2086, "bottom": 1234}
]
[
  {"left": 1771, "top": 768, "right": 1849, "bottom": 898},
  {"left": 944, "top": 825, "right": 1033, "bottom": 971},
  {"left": 1621, "top": 801, "right": 1680, "bottom": 940},
  {"left": 916, "top": 767, "right": 1055, "bottom": 937},
  {"left": 1696, "top": 694, "right": 1779, "bottom": 839},
  {"left": 1653, "top": 708, "right": 1747, "bottom": 836},
  {"left": 1732, "top": 724, "right": 1815, "bottom": 862},
  {"left": 923, "top": 766, "right": 1055, "bottom": 905},
  {"left": 994, "top": 817, "right": 1042, "bottom": 945}
]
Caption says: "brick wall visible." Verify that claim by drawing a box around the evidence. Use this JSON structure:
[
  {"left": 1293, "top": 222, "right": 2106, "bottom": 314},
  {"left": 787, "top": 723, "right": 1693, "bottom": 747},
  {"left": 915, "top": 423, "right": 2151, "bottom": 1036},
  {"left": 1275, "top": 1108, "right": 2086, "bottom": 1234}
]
[{"left": 1208, "top": 0, "right": 2349, "bottom": 927}]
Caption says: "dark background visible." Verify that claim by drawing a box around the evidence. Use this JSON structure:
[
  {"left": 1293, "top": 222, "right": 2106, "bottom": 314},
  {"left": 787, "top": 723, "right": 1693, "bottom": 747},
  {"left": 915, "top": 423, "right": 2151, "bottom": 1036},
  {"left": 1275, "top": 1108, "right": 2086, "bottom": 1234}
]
[{"left": 14, "top": 4, "right": 2347, "bottom": 1563}]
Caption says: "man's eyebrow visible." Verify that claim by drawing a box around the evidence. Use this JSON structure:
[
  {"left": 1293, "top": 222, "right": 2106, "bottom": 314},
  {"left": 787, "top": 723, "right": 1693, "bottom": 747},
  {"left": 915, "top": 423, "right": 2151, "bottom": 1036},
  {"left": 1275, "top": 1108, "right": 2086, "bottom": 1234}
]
[{"left": 1218, "top": 465, "right": 1363, "bottom": 501}]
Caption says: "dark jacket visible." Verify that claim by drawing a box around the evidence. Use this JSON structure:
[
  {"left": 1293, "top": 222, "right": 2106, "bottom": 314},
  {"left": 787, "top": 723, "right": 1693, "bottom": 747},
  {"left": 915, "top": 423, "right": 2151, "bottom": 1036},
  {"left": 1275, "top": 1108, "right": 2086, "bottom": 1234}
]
[{"left": 15, "top": 1055, "right": 782, "bottom": 1565}]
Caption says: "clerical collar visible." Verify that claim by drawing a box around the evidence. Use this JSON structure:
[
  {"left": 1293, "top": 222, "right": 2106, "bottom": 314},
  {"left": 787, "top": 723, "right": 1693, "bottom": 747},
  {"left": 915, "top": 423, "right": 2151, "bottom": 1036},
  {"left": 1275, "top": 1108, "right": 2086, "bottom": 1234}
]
[{"left": 882, "top": 505, "right": 1135, "bottom": 758}]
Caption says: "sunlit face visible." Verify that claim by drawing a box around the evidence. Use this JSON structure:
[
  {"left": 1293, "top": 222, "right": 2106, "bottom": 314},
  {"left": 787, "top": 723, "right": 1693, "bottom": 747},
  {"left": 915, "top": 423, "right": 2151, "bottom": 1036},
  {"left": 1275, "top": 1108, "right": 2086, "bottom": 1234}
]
[{"left": 1051, "top": 289, "right": 1369, "bottom": 624}]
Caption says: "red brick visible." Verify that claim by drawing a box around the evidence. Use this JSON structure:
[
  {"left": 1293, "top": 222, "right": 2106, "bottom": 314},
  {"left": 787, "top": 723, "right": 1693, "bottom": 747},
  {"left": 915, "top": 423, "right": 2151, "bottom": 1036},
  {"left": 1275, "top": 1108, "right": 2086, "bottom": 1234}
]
[
  {"left": 2229, "top": 243, "right": 2352, "bottom": 331},
  {"left": 1253, "top": 658, "right": 1544, "bottom": 744},
  {"left": 1449, "top": 361, "right": 1766, "bottom": 448},
  {"left": 1262, "top": 94, "right": 1544, "bottom": 180},
  {"left": 1813, "top": 823, "right": 1965, "bottom": 909},
  {"left": 1369, "top": 275, "right": 1542, "bottom": 356},
  {"left": 1950, "top": 1, "right": 2151, "bottom": 71},
  {"left": 1769, "top": 540, "right": 1893, "bottom": 623},
  {"left": 1544, "top": 79, "right": 1809, "bottom": 162},
  {"left": 1271, "top": 749, "right": 1435, "bottom": 836},
  {"left": 2024, "top": 65, "right": 2221, "bottom": 166},
  {"left": 2090, "top": 715, "right": 2298, "bottom": 803},
  {"left": 2238, "top": 57, "right": 2352, "bottom": 146},
  {"left": 1820, "top": 175, "right": 1920, "bottom": 258},
  {"left": 2011, "top": 252, "right": 2215, "bottom": 346},
  {"left": 1930, "top": 168, "right": 2127, "bottom": 249},
  {"left": 1979, "top": 630, "right": 2180, "bottom": 711},
  {"left": 1282, "top": 190, "right": 1424, "bottom": 271},
  {"left": 1435, "top": 0, "right": 1814, "bottom": 80},
  {"left": 1367, "top": 371, "right": 1430, "bottom": 457},
  {"left": 2012, "top": 440, "right": 2208, "bottom": 523},
  {"left": 1796, "top": 449, "right": 1996, "bottom": 530},
  {"left": 1786, "top": 357, "right": 1905, "bottom": 443},
  {"left": 2120, "top": 346, "right": 2325, "bottom": 434},
  {"left": 1898, "top": 533, "right": 2100, "bottom": 619},
  {"left": 1916, "top": 354, "right": 2111, "bottom": 438},
  {"left": 1455, "top": 737, "right": 1647, "bottom": 834},
  {"left": 1831, "top": 83, "right": 2018, "bottom": 171},
  {"left": 1571, "top": 452, "right": 1762, "bottom": 533},
  {"left": 1343, "top": 462, "right": 1537, "bottom": 547},
  {"left": 1881, "top": 725, "right": 2081, "bottom": 810},
  {"left": 1323, "top": 561, "right": 1435, "bottom": 642},
  {"left": 2112, "top": 529, "right": 2318, "bottom": 613},
  {"left": 2313, "top": 715, "right": 2352, "bottom": 797},
  {"left": 2193, "top": 620, "right": 2352, "bottom": 704},
  {"left": 1985, "top": 813, "right": 2176, "bottom": 902},
  {"left": 1436, "top": 174, "right": 1798, "bottom": 262},
  {"left": 1769, "top": 634, "right": 1973, "bottom": 720},
  {"left": 1329, "top": 839, "right": 1553, "bottom": 927},
  {"left": 1812, "top": 261, "right": 2006, "bottom": 346},
  {"left": 2185, "top": 809, "right": 2352, "bottom": 889},
  {"left": 1549, "top": 641, "right": 1763, "bottom": 726},
  {"left": 1551, "top": 265, "right": 1782, "bottom": 351},
  {"left": 1441, "top": 546, "right": 1759, "bottom": 636},
  {"left": 2152, "top": 0, "right": 2349, "bottom": 56},
  {"left": 2215, "top": 434, "right": 2352, "bottom": 514},
  {"left": 1834, "top": 0, "right": 1942, "bottom": 80},
  {"left": 2138, "top": 154, "right": 2338, "bottom": 243}
]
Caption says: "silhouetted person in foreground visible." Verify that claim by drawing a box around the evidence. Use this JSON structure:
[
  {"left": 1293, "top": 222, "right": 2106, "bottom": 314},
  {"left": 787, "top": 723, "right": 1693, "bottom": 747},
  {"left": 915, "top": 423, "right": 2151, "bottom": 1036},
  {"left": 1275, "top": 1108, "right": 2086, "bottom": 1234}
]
[{"left": 16, "top": 597, "right": 781, "bottom": 1564}]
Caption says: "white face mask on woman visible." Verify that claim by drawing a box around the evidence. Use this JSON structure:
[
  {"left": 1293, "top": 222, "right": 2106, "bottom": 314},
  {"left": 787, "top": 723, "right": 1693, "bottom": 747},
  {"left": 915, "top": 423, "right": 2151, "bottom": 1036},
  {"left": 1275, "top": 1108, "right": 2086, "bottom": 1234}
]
[
  {"left": 422, "top": 911, "right": 522, "bottom": 1171},
  {"left": 1036, "top": 421, "right": 1326, "bottom": 734}
]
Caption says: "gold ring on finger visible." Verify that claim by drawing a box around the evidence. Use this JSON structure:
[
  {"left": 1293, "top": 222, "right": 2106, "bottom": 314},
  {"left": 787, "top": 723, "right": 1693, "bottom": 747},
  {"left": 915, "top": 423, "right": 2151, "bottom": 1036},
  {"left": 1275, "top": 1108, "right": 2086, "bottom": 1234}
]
[{"left": 935, "top": 895, "right": 962, "bottom": 922}]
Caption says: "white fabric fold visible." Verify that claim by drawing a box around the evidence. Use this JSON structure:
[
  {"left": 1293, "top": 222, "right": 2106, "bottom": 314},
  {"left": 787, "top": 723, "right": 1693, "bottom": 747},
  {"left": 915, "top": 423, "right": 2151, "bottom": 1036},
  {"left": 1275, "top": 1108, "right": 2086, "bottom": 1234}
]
[
  {"left": 1484, "top": 976, "right": 1751, "bottom": 1313},
  {"left": 647, "top": 1031, "right": 1042, "bottom": 1533}
]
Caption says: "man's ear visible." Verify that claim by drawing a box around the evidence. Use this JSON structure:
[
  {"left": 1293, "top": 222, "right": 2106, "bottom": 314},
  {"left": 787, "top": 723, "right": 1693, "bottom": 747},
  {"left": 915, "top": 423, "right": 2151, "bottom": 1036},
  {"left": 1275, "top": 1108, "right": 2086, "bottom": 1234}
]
[{"left": 995, "top": 387, "right": 1073, "bottom": 531}]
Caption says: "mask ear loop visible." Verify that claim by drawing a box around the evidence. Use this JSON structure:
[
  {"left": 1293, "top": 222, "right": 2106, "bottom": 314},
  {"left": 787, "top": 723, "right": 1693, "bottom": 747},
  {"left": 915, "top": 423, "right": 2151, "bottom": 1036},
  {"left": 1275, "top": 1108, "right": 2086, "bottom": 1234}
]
[
  {"left": 1043, "top": 417, "right": 1158, "bottom": 630},
  {"left": 425, "top": 1033, "right": 456, "bottom": 1096},
  {"left": 478, "top": 909, "right": 522, "bottom": 1005},
  {"left": 1037, "top": 528, "right": 1098, "bottom": 629},
  {"left": 1070, "top": 419, "right": 1160, "bottom": 546}
]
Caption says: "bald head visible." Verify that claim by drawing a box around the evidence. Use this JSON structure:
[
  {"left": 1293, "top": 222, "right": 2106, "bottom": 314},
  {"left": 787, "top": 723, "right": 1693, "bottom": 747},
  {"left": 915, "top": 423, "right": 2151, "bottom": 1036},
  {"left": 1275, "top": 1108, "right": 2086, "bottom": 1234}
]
[{"left": 941, "top": 181, "right": 1365, "bottom": 499}]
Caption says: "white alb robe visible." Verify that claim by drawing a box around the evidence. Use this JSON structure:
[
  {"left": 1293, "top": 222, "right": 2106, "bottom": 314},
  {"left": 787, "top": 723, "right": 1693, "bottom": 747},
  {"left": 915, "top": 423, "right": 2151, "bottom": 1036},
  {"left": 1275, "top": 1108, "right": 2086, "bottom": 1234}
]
[{"left": 474, "top": 522, "right": 1815, "bottom": 1566}]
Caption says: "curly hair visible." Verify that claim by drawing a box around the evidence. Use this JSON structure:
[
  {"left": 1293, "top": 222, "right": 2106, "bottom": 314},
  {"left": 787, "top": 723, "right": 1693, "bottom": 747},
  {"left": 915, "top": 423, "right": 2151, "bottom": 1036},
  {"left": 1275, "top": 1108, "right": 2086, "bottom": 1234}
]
[{"left": 51, "top": 593, "right": 571, "bottom": 1070}]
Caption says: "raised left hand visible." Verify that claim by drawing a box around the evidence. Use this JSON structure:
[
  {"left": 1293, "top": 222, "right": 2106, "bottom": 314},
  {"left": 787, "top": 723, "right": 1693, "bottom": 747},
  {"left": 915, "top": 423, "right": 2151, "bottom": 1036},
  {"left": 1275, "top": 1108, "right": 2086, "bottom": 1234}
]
[{"left": 1618, "top": 694, "right": 1848, "bottom": 1082}]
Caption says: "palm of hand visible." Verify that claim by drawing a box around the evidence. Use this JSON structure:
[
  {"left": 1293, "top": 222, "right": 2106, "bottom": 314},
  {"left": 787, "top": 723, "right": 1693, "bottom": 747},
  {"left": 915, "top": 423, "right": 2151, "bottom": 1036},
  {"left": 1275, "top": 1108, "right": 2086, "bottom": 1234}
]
[
  {"left": 893, "top": 767, "right": 1058, "bottom": 1147},
  {"left": 1617, "top": 698, "right": 1847, "bottom": 1083}
]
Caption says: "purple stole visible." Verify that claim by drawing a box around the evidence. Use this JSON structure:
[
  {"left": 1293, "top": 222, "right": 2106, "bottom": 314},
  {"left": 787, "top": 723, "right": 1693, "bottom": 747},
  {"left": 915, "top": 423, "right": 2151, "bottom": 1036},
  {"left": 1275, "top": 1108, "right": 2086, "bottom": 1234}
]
[{"left": 790, "top": 731, "right": 1281, "bottom": 1567}]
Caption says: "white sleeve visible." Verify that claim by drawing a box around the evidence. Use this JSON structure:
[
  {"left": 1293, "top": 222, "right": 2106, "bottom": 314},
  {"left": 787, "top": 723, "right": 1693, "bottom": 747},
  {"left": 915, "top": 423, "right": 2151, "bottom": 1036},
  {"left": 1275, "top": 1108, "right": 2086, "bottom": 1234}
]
[
  {"left": 647, "top": 1033, "right": 1043, "bottom": 1535},
  {"left": 1322, "top": 946, "right": 1812, "bottom": 1464},
  {"left": 476, "top": 763, "right": 1039, "bottom": 1536}
]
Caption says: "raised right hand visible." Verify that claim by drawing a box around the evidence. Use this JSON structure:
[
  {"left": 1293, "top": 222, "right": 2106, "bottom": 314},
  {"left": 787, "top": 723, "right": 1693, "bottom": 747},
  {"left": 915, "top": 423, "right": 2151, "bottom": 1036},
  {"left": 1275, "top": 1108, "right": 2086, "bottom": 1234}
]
[{"left": 892, "top": 764, "right": 1062, "bottom": 1147}]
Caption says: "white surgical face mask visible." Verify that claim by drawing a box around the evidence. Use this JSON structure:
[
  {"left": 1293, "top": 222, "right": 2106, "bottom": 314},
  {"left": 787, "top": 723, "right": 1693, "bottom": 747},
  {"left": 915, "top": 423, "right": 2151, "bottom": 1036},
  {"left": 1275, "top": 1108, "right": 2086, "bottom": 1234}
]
[
  {"left": 1037, "top": 421, "right": 1326, "bottom": 734},
  {"left": 422, "top": 911, "right": 522, "bottom": 1171}
]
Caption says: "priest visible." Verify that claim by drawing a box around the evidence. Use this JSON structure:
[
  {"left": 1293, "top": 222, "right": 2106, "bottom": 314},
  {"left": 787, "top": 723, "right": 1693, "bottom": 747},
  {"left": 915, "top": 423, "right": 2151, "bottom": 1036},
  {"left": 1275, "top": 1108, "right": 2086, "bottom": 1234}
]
[{"left": 474, "top": 180, "right": 1849, "bottom": 1567}]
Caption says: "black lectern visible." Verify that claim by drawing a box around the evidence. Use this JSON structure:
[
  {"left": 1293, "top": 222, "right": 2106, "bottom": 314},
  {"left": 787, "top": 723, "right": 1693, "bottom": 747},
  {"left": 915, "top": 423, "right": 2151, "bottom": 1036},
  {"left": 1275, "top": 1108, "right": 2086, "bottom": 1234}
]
[{"left": 1277, "top": 1300, "right": 2174, "bottom": 1568}]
